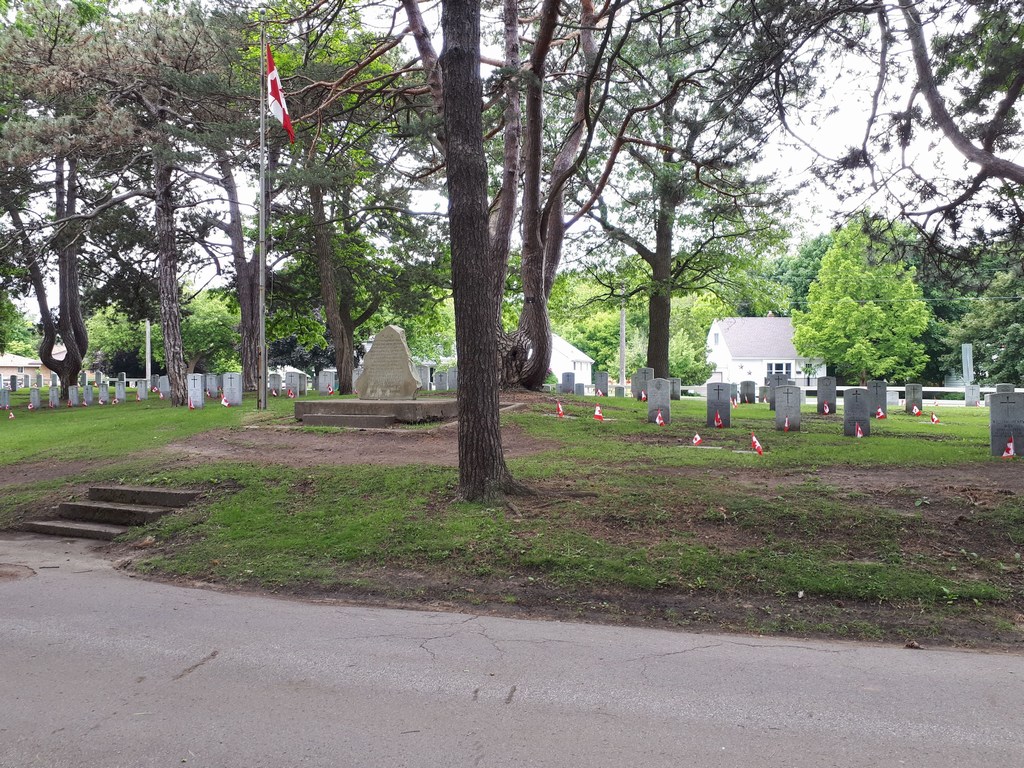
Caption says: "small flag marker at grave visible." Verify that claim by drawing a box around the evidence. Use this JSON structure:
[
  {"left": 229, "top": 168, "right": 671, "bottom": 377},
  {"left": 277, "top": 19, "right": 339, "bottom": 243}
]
[
  {"left": 731, "top": 396, "right": 737, "bottom": 409},
  {"left": 823, "top": 401, "right": 830, "bottom": 415},
  {"left": 855, "top": 422, "right": 864, "bottom": 438},
  {"left": 8, "top": 411, "right": 14, "bottom": 420},
  {"left": 714, "top": 410, "right": 724, "bottom": 428},
  {"left": 159, "top": 391, "right": 164, "bottom": 400},
  {"left": 328, "top": 384, "right": 334, "bottom": 395},
  {"left": 596, "top": 388, "right": 604, "bottom": 397},
  {"left": 287, "top": 388, "right": 295, "bottom": 399},
  {"left": 81, "top": 400, "right": 87, "bottom": 407},
  {"left": 206, "top": 389, "right": 212, "bottom": 398},
  {"left": 751, "top": 433, "right": 763, "bottom": 455},
  {"left": 784, "top": 415, "right": 790, "bottom": 432},
  {"left": 976, "top": 400, "right": 983, "bottom": 407},
  {"left": 27, "top": 403, "right": 34, "bottom": 411},
  {"left": 912, "top": 404, "right": 922, "bottom": 416},
  {"left": 112, "top": 398, "right": 119, "bottom": 405},
  {"left": 874, "top": 407, "right": 886, "bottom": 419},
  {"left": 98, "top": 399, "right": 106, "bottom": 405},
  {"left": 641, "top": 390, "right": 647, "bottom": 402},
  {"left": 655, "top": 409, "right": 665, "bottom": 426},
  {"left": 271, "top": 388, "right": 278, "bottom": 397},
  {"left": 1003, "top": 435, "right": 1015, "bottom": 458},
  {"left": 692, "top": 433, "right": 703, "bottom": 446},
  {"left": 593, "top": 404, "right": 604, "bottom": 421},
  {"left": 930, "top": 412, "right": 940, "bottom": 424},
  {"left": 556, "top": 401, "right": 565, "bottom": 418},
  {"left": 136, "top": 393, "right": 141, "bottom": 401},
  {"left": 188, "top": 397, "right": 195, "bottom": 410},
  {"left": 221, "top": 394, "right": 231, "bottom": 407}
]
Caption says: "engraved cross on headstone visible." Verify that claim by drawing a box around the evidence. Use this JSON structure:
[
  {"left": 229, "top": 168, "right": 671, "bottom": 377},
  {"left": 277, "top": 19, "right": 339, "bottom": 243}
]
[{"left": 709, "top": 383, "right": 729, "bottom": 401}]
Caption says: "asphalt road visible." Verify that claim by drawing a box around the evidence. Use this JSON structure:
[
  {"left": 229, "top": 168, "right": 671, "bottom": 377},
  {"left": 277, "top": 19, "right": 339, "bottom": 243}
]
[{"left": 1, "top": 532, "right": 1021, "bottom": 768}]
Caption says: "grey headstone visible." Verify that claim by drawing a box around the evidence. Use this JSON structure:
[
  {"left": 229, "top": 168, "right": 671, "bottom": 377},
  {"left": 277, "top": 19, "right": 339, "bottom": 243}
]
[
  {"left": 297, "top": 373, "right": 308, "bottom": 396},
  {"left": 205, "top": 374, "right": 220, "bottom": 395},
  {"left": 99, "top": 383, "right": 110, "bottom": 404},
  {"left": 648, "top": 378, "right": 672, "bottom": 424},
  {"left": 448, "top": 367, "right": 458, "bottom": 391},
  {"left": 436, "top": 371, "right": 449, "bottom": 391},
  {"left": 118, "top": 372, "right": 126, "bottom": 383},
  {"left": 78, "top": 371, "right": 87, "bottom": 388},
  {"left": 816, "top": 376, "right": 837, "bottom": 415},
  {"left": 94, "top": 371, "right": 103, "bottom": 386},
  {"left": 990, "top": 393, "right": 1024, "bottom": 456},
  {"left": 115, "top": 381, "right": 126, "bottom": 402},
  {"left": 594, "top": 371, "right": 609, "bottom": 396},
  {"left": 707, "top": 381, "right": 732, "bottom": 428},
  {"left": 739, "top": 381, "right": 756, "bottom": 405},
  {"left": 843, "top": 387, "right": 870, "bottom": 437},
  {"left": 29, "top": 387, "right": 41, "bottom": 410},
  {"left": 285, "top": 372, "right": 302, "bottom": 396},
  {"left": 774, "top": 385, "right": 802, "bottom": 432},
  {"left": 82, "top": 385, "right": 94, "bottom": 405},
  {"left": 574, "top": 383, "right": 585, "bottom": 396},
  {"left": 269, "top": 373, "right": 282, "bottom": 394},
  {"left": 633, "top": 368, "right": 654, "bottom": 400},
  {"left": 158, "top": 376, "right": 170, "bottom": 399},
  {"left": 8, "top": 375, "right": 17, "bottom": 392},
  {"left": 867, "top": 380, "right": 888, "bottom": 417},
  {"left": 965, "top": 384, "right": 981, "bottom": 406},
  {"left": 0, "top": 389, "right": 8, "bottom": 409},
  {"left": 136, "top": 383, "right": 147, "bottom": 400},
  {"left": 758, "top": 386, "right": 769, "bottom": 403},
  {"left": 187, "top": 374, "right": 205, "bottom": 408},
  {"left": 766, "top": 373, "right": 789, "bottom": 411},
  {"left": 68, "top": 386, "right": 80, "bottom": 407},
  {"left": 355, "top": 326, "right": 421, "bottom": 401},
  {"left": 417, "top": 365, "right": 431, "bottom": 390},
  {"left": 50, "top": 373, "right": 59, "bottom": 389},
  {"left": 150, "top": 374, "right": 160, "bottom": 391},
  {"left": 995, "top": 383, "right": 1015, "bottom": 394},
  {"left": 559, "top": 372, "right": 575, "bottom": 395},
  {"left": 670, "top": 378, "right": 681, "bottom": 401},
  {"left": 48, "top": 387, "right": 60, "bottom": 408},
  {"left": 614, "top": 385, "right": 625, "bottom": 398},
  {"left": 541, "top": 384, "right": 552, "bottom": 393},
  {"left": 905, "top": 383, "right": 923, "bottom": 414},
  {"left": 317, "top": 371, "right": 334, "bottom": 395},
  {"left": 34, "top": 373, "right": 42, "bottom": 389},
  {"left": 222, "top": 372, "right": 243, "bottom": 406}
]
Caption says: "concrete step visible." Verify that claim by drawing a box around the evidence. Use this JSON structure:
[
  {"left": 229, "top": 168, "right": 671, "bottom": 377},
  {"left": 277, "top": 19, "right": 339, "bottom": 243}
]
[
  {"left": 58, "top": 500, "right": 172, "bottom": 526},
  {"left": 19, "top": 519, "right": 130, "bottom": 541},
  {"left": 88, "top": 485, "right": 200, "bottom": 508},
  {"left": 301, "top": 413, "right": 397, "bottom": 428}
]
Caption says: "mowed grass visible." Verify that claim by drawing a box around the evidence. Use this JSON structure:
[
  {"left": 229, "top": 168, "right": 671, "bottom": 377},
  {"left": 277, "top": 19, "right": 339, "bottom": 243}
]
[{"left": 2, "top": 389, "right": 1022, "bottom": 647}]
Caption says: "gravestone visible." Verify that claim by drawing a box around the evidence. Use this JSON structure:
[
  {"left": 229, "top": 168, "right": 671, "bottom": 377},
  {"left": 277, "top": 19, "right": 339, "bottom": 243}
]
[
  {"left": 94, "top": 371, "right": 103, "bottom": 386},
  {"left": 632, "top": 368, "right": 654, "bottom": 399},
  {"left": 136, "top": 383, "right": 148, "bottom": 400},
  {"left": 614, "top": 385, "right": 625, "bottom": 398},
  {"left": 317, "top": 371, "right": 334, "bottom": 395},
  {"left": 205, "top": 374, "right": 220, "bottom": 395},
  {"left": 990, "top": 393, "right": 1024, "bottom": 456},
  {"left": 99, "top": 383, "right": 110, "bottom": 404},
  {"left": 448, "top": 367, "right": 458, "bottom": 391},
  {"left": 594, "top": 371, "right": 609, "bottom": 396},
  {"left": 297, "top": 373, "right": 307, "bottom": 396},
  {"left": 285, "top": 372, "right": 302, "bottom": 396},
  {"left": 758, "top": 385, "right": 769, "bottom": 403},
  {"left": 158, "top": 376, "right": 170, "bottom": 399},
  {"left": 843, "top": 387, "right": 870, "bottom": 437},
  {"left": 739, "top": 381, "right": 756, "bottom": 404},
  {"left": 79, "top": 371, "right": 87, "bottom": 388},
  {"left": 8, "top": 375, "right": 18, "bottom": 392},
  {"left": 48, "top": 386, "right": 59, "bottom": 408},
  {"left": 269, "top": 373, "right": 282, "bottom": 393},
  {"left": 34, "top": 373, "right": 42, "bottom": 389},
  {"left": 774, "top": 385, "right": 802, "bottom": 432},
  {"left": 68, "top": 386, "right": 80, "bottom": 407},
  {"left": 436, "top": 371, "right": 449, "bottom": 391},
  {"left": 648, "top": 377, "right": 672, "bottom": 424},
  {"left": 670, "top": 378, "right": 681, "bottom": 401},
  {"left": 50, "top": 373, "right": 59, "bottom": 389},
  {"left": 766, "top": 373, "right": 790, "bottom": 411},
  {"left": 354, "top": 325, "right": 422, "bottom": 401},
  {"left": 187, "top": 374, "right": 205, "bottom": 408},
  {"left": 574, "top": 383, "right": 586, "bottom": 396},
  {"left": 82, "top": 386, "right": 94, "bottom": 405},
  {"left": 706, "top": 381, "right": 732, "bottom": 428},
  {"left": 115, "top": 381, "right": 126, "bottom": 402},
  {"left": 730, "top": 383, "right": 739, "bottom": 401},
  {"left": 905, "top": 384, "right": 924, "bottom": 414},
  {"left": 118, "top": 372, "right": 126, "bottom": 384},
  {"left": 965, "top": 384, "right": 981, "bottom": 406},
  {"left": 560, "top": 372, "right": 575, "bottom": 395},
  {"left": 0, "top": 389, "right": 8, "bottom": 409},
  {"left": 867, "top": 380, "right": 888, "bottom": 417},
  {"left": 995, "top": 383, "right": 1015, "bottom": 393},
  {"left": 29, "top": 387, "right": 41, "bottom": 410},
  {"left": 222, "top": 372, "right": 243, "bottom": 406},
  {"left": 816, "top": 376, "right": 837, "bottom": 415},
  {"left": 416, "top": 365, "right": 432, "bottom": 390},
  {"left": 150, "top": 374, "right": 160, "bottom": 391}
]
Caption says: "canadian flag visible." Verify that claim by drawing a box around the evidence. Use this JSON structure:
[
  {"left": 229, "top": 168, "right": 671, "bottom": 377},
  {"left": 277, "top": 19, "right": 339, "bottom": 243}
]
[
  {"left": 596, "top": 389, "right": 604, "bottom": 397},
  {"left": 855, "top": 422, "right": 864, "bottom": 438},
  {"left": 714, "top": 410, "right": 724, "bottom": 428},
  {"left": 81, "top": 400, "right": 88, "bottom": 407},
  {"left": 27, "top": 402, "right": 34, "bottom": 411},
  {"left": 751, "top": 433, "right": 763, "bottom": 455},
  {"left": 267, "top": 45, "right": 295, "bottom": 143},
  {"left": 159, "top": 391, "right": 164, "bottom": 400},
  {"left": 221, "top": 394, "right": 231, "bottom": 407},
  {"left": 8, "top": 411, "right": 13, "bottom": 420},
  {"left": 641, "top": 390, "right": 647, "bottom": 402},
  {"left": 206, "top": 389, "right": 212, "bottom": 398},
  {"left": 98, "top": 399, "right": 106, "bottom": 405},
  {"left": 875, "top": 407, "right": 886, "bottom": 419},
  {"left": 271, "top": 388, "right": 278, "bottom": 397},
  {"left": 136, "top": 392, "right": 141, "bottom": 401},
  {"left": 930, "top": 412, "right": 940, "bottom": 424},
  {"left": 1003, "top": 435, "right": 1015, "bottom": 458},
  {"left": 655, "top": 409, "right": 665, "bottom": 426},
  {"left": 692, "top": 433, "right": 703, "bottom": 445},
  {"left": 731, "top": 397, "right": 737, "bottom": 409},
  {"left": 912, "top": 404, "right": 922, "bottom": 415},
  {"left": 593, "top": 404, "right": 604, "bottom": 421},
  {"left": 287, "top": 388, "right": 295, "bottom": 399},
  {"left": 188, "top": 397, "right": 195, "bottom": 411},
  {"left": 784, "top": 415, "right": 790, "bottom": 432},
  {"left": 328, "top": 385, "right": 334, "bottom": 395},
  {"left": 112, "top": 398, "right": 119, "bottom": 405},
  {"left": 556, "top": 401, "right": 565, "bottom": 418},
  {"left": 823, "top": 401, "right": 830, "bottom": 415},
  {"left": 976, "top": 400, "right": 983, "bottom": 407}
]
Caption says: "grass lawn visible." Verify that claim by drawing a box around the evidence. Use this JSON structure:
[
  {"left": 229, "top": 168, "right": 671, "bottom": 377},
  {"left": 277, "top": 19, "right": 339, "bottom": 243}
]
[{"left": 2, "top": 388, "right": 1022, "bottom": 649}]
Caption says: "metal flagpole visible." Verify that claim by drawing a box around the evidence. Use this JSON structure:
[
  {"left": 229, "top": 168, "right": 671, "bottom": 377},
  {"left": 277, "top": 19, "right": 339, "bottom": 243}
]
[{"left": 257, "top": 10, "right": 268, "bottom": 410}]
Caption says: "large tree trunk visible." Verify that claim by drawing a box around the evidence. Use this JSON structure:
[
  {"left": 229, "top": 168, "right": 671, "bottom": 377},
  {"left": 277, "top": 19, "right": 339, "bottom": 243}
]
[
  {"left": 310, "top": 184, "right": 355, "bottom": 394},
  {"left": 154, "top": 154, "right": 188, "bottom": 406},
  {"left": 442, "top": 0, "right": 519, "bottom": 500},
  {"left": 645, "top": 200, "right": 675, "bottom": 379},
  {"left": 48, "top": 158, "right": 88, "bottom": 397}
]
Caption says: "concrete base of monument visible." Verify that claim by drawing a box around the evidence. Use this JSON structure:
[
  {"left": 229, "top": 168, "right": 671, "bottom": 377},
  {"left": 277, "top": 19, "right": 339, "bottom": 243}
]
[{"left": 294, "top": 398, "right": 459, "bottom": 428}]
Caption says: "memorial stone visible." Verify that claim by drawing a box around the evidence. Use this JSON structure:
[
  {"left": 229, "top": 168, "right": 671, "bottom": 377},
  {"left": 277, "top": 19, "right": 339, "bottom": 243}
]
[
  {"left": 633, "top": 368, "right": 654, "bottom": 399},
  {"left": 298, "top": 374, "right": 307, "bottom": 396},
  {"left": 990, "top": 393, "right": 1024, "bottom": 456},
  {"left": 79, "top": 371, "right": 87, "bottom": 388},
  {"left": 594, "top": 371, "right": 609, "bottom": 396},
  {"left": 187, "top": 374, "right": 205, "bottom": 408},
  {"left": 560, "top": 372, "right": 575, "bottom": 395},
  {"left": 905, "top": 384, "right": 924, "bottom": 414},
  {"left": 996, "top": 383, "right": 1015, "bottom": 393},
  {"left": 205, "top": 374, "right": 220, "bottom": 395},
  {"left": 648, "top": 378, "right": 672, "bottom": 424},
  {"left": 29, "top": 387, "right": 41, "bottom": 410},
  {"left": 94, "top": 371, "right": 103, "bottom": 386},
  {"left": 118, "top": 372, "right": 127, "bottom": 383},
  {"left": 417, "top": 366, "right": 432, "bottom": 390},
  {"left": 670, "top": 378, "right": 682, "bottom": 401},
  {"left": 0, "top": 389, "right": 8, "bottom": 409},
  {"left": 843, "top": 387, "right": 870, "bottom": 437},
  {"left": 965, "top": 384, "right": 981, "bottom": 406},
  {"left": 150, "top": 374, "right": 160, "bottom": 391},
  {"left": 758, "top": 385, "right": 769, "bottom": 403},
  {"left": 68, "top": 386, "right": 80, "bottom": 407},
  {"left": 739, "top": 381, "right": 756, "bottom": 404},
  {"left": 573, "top": 383, "right": 584, "bottom": 396},
  {"left": 816, "top": 376, "right": 837, "bottom": 415},
  {"left": 115, "top": 381, "right": 126, "bottom": 401},
  {"left": 766, "top": 373, "right": 790, "bottom": 411},
  {"left": 34, "top": 373, "right": 43, "bottom": 389},
  {"left": 775, "top": 385, "right": 802, "bottom": 432},
  {"left": 8, "top": 375, "right": 17, "bottom": 392},
  {"left": 99, "top": 383, "right": 110, "bottom": 404},
  {"left": 448, "top": 367, "right": 457, "bottom": 391},
  {"left": 730, "top": 383, "right": 739, "bottom": 401},
  {"left": 285, "top": 372, "right": 302, "bottom": 396},
  {"left": 48, "top": 386, "right": 59, "bottom": 408},
  {"left": 317, "top": 371, "right": 334, "bottom": 395},
  {"left": 706, "top": 381, "right": 732, "bottom": 428},
  {"left": 136, "top": 383, "right": 147, "bottom": 400},
  {"left": 354, "top": 325, "right": 422, "bottom": 400},
  {"left": 157, "top": 376, "right": 170, "bottom": 399},
  {"left": 867, "top": 380, "right": 888, "bottom": 417},
  {"left": 82, "top": 385, "right": 94, "bottom": 405},
  {"left": 614, "top": 385, "right": 625, "bottom": 398},
  {"left": 269, "top": 373, "right": 282, "bottom": 393},
  {"left": 222, "top": 372, "right": 244, "bottom": 406},
  {"left": 50, "top": 373, "right": 59, "bottom": 389},
  {"left": 436, "top": 371, "right": 449, "bottom": 391}
]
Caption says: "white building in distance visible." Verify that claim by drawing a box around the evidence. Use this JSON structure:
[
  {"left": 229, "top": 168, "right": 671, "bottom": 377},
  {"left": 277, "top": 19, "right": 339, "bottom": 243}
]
[{"left": 706, "top": 316, "right": 825, "bottom": 385}]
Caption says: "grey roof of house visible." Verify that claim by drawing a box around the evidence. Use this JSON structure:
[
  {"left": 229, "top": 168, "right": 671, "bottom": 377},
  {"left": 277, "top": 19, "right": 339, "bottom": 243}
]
[{"left": 717, "top": 317, "right": 799, "bottom": 359}]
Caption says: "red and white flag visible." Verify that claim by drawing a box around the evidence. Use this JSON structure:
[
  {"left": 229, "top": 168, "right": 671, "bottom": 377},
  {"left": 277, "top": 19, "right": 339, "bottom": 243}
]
[
  {"left": 112, "top": 398, "right": 119, "bottom": 405},
  {"left": 714, "top": 410, "right": 724, "bottom": 428},
  {"left": 823, "top": 401, "right": 830, "bottom": 415},
  {"left": 875, "top": 407, "right": 886, "bottom": 419},
  {"left": 271, "top": 388, "right": 278, "bottom": 397},
  {"left": 136, "top": 392, "right": 141, "bottom": 401},
  {"left": 641, "top": 390, "right": 647, "bottom": 402},
  {"left": 912, "top": 404, "right": 922, "bottom": 416},
  {"left": 731, "top": 396, "right": 737, "bottom": 409},
  {"left": 27, "top": 402, "right": 34, "bottom": 411},
  {"left": 930, "top": 412, "right": 940, "bottom": 424},
  {"left": 7, "top": 411, "right": 13, "bottom": 420},
  {"left": 287, "top": 388, "right": 295, "bottom": 399},
  {"left": 751, "top": 433, "right": 763, "bottom": 455},
  {"left": 159, "top": 391, "right": 164, "bottom": 400},
  {"left": 784, "top": 415, "right": 790, "bottom": 432},
  {"left": 328, "top": 385, "right": 334, "bottom": 395},
  {"left": 206, "top": 389, "right": 212, "bottom": 398},
  {"left": 98, "top": 399, "right": 106, "bottom": 405},
  {"left": 593, "top": 404, "right": 604, "bottom": 421},
  {"left": 221, "top": 394, "right": 231, "bottom": 407},
  {"left": 267, "top": 45, "right": 295, "bottom": 143},
  {"left": 855, "top": 422, "right": 864, "bottom": 438},
  {"left": 556, "top": 401, "right": 564, "bottom": 418},
  {"left": 692, "top": 433, "right": 703, "bottom": 446},
  {"left": 596, "top": 389, "right": 604, "bottom": 397},
  {"left": 188, "top": 397, "right": 195, "bottom": 411},
  {"left": 655, "top": 409, "right": 665, "bottom": 426},
  {"left": 1003, "top": 435, "right": 1015, "bottom": 458},
  {"left": 976, "top": 400, "right": 983, "bottom": 407}
]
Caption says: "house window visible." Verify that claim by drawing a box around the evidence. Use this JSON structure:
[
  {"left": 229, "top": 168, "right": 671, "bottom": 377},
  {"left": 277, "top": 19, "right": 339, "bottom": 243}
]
[
  {"left": 767, "top": 362, "right": 792, "bottom": 378},
  {"left": 16, "top": 366, "right": 24, "bottom": 373},
  {"left": 713, "top": 333, "right": 719, "bottom": 346}
]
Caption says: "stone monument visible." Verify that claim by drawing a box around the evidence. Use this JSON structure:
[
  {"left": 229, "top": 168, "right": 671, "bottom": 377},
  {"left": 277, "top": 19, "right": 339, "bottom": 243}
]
[{"left": 355, "top": 325, "right": 421, "bottom": 400}]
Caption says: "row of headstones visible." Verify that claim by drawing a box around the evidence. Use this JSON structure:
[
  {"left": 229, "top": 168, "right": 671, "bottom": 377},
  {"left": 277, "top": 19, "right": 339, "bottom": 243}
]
[
  {"left": 413, "top": 366, "right": 458, "bottom": 392},
  {"left": 558, "top": 370, "right": 686, "bottom": 401}
]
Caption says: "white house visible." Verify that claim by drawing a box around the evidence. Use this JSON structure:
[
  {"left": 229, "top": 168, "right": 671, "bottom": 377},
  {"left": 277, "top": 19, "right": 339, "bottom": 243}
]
[
  {"left": 706, "top": 316, "right": 825, "bottom": 385},
  {"left": 549, "top": 333, "right": 594, "bottom": 387}
]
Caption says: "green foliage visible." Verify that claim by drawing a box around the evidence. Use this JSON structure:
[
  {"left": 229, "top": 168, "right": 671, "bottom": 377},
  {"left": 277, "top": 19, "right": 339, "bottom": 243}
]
[
  {"left": 949, "top": 271, "right": 1024, "bottom": 384},
  {"left": 0, "top": 298, "right": 37, "bottom": 356},
  {"left": 772, "top": 233, "right": 833, "bottom": 312},
  {"left": 793, "top": 220, "right": 931, "bottom": 384}
]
